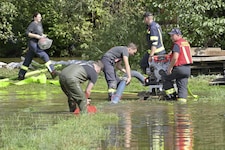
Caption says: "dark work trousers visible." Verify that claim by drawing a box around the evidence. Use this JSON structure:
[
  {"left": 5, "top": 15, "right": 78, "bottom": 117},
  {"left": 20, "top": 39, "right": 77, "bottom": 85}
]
[
  {"left": 101, "top": 56, "right": 121, "bottom": 89},
  {"left": 163, "top": 65, "right": 191, "bottom": 99},
  {"left": 140, "top": 51, "right": 166, "bottom": 74},
  {"left": 18, "top": 40, "right": 54, "bottom": 77},
  {"left": 59, "top": 74, "right": 87, "bottom": 112}
]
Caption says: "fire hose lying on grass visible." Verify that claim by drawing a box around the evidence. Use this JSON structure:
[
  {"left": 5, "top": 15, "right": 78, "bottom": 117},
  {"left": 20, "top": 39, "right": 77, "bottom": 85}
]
[{"left": 111, "top": 54, "right": 198, "bottom": 103}]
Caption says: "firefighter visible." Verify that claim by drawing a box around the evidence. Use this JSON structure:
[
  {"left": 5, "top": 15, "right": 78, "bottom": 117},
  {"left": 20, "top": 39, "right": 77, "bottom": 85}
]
[
  {"left": 18, "top": 12, "right": 56, "bottom": 80},
  {"left": 140, "top": 12, "right": 166, "bottom": 74},
  {"left": 59, "top": 60, "right": 104, "bottom": 113},
  {"left": 101, "top": 43, "right": 137, "bottom": 101},
  {"left": 162, "top": 28, "right": 193, "bottom": 102}
]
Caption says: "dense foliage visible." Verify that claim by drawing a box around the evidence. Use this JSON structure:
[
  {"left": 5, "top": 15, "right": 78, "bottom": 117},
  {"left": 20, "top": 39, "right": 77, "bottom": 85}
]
[{"left": 0, "top": 0, "right": 225, "bottom": 64}]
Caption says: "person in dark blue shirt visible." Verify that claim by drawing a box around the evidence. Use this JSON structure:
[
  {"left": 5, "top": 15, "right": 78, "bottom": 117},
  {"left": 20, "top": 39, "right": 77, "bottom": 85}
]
[{"left": 140, "top": 12, "right": 166, "bottom": 74}]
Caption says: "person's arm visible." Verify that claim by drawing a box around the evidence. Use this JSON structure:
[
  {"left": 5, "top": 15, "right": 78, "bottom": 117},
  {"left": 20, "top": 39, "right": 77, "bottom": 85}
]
[
  {"left": 123, "top": 56, "right": 131, "bottom": 84},
  {"left": 148, "top": 46, "right": 157, "bottom": 62},
  {"left": 28, "top": 32, "right": 43, "bottom": 39},
  {"left": 115, "top": 61, "right": 126, "bottom": 73},
  {"left": 168, "top": 51, "right": 172, "bottom": 55},
  {"left": 167, "top": 52, "right": 179, "bottom": 74},
  {"left": 148, "top": 26, "right": 159, "bottom": 61},
  {"left": 85, "top": 81, "right": 94, "bottom": 98}
]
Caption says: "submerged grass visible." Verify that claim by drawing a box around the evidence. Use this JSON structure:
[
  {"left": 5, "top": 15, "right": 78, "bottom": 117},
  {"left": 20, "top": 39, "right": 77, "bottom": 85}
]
[
  {"left": 1, "top": 68, "right": 225, "bottom": 149},
  {"left": 0, "top": 112, "right": 118, "bottom": 150}
]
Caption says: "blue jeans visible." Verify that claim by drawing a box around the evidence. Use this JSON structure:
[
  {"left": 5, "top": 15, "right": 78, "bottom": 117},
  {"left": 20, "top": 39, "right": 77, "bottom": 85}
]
[{"left": 18, "top": 40, "right": 54, "bottom": 77}]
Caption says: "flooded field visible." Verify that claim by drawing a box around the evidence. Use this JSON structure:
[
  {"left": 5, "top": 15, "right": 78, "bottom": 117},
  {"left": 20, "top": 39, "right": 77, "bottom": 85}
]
[
  {"left": 1, "top": 89, "right": 225, "bottom": 150},
  {"left": 103, "top": 101, "right": 225, "bottom": 150}
]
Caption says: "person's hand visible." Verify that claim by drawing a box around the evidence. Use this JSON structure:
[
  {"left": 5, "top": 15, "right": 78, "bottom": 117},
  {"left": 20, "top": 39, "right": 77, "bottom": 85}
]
[
  {"left": 42, "top": 34, "right": 47, "bottom": 37},
  {"left": 148, "top": 56, "right": 153, "bottom": 62},
  {"left": 126, "top": 77, "right": 131, "bottom": 85},
  {"left": 87, "top": 98, "right": 91, "bottom": 105},
  {"left": 37, "top": 34, "right": 47, "bottom": 39},
  {"left": 37, "top": 35, "right": 43, "bottom": 39},
  {"left": 121, "top": 68, "right": 126, "bottom": 73},
  {"left": 167, "top": 67, "right": 173, "bottom": 75}
]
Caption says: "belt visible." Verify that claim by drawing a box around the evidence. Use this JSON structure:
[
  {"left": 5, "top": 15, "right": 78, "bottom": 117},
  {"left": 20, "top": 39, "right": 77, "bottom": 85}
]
[
  {"left": 180, "top": 64, "right": 190, "bottom": 66},
  {"left": 174, "top": 64, "right": 190, "bottom": 68}
]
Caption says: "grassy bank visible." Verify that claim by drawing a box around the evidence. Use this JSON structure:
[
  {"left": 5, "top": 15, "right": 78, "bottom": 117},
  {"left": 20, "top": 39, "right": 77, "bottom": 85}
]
[
  {"left": 0, "top": 112, "right": 118, "bottom": 150},
  {"left": 1, "top": 68, "right": 225, "bottom": 149}
]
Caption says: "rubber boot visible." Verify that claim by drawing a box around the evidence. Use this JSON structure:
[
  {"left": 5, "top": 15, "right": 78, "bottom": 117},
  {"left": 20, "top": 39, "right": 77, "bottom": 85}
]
[
  {"left": 18, "top": 65, "right": 29, "bottom": 80},
  {"left": 50, "top": 70, "right": 59, "bottom": 79},
  {"left": 68, "top": 100, "right": 77, "bottom": 112},
  {"left": 108, "top": 88, "right": 116, "bottom": 101},
  {"left": 108, "top": 92, "right": 114, "bottom": 101},
  {"left": 165, "top": 92, "right": 177, "bottom": 101},
  {"left": 18, "top": 74, "right": 25, "bottom": 80},
  {"left": 45, "top": 61, "right": 57, "bottom": 79}
]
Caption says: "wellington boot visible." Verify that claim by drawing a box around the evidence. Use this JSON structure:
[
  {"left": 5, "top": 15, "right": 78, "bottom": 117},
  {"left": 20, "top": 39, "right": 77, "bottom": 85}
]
[
  {"left": 50, "top": 70, "right": 59, "bottom": 79},
  {"left": 18, "top": 74, "right": 25, "bottom": 80},
  {"left": 68, "top": 100, "right": 77, "bottom": 112}
]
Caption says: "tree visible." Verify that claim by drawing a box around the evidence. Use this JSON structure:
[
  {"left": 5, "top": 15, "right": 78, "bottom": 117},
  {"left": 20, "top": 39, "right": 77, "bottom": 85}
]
[
  {"left": 0, "top": 1, "right": 18, "bottom": 57},
  {"left": 153, "top": 0, "right": 225, "bottom": 49},
  {"left": 0, "top": 0, "right": 225, "bottom": 60},
  {"left": 0, "top": 1, "right": 17, "bottom": 43}
]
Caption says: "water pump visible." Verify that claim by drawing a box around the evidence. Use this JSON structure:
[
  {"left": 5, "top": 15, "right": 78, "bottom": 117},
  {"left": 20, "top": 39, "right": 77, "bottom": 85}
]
[{"left": 145, "top": 54, "right": 170, "bottom": 93}]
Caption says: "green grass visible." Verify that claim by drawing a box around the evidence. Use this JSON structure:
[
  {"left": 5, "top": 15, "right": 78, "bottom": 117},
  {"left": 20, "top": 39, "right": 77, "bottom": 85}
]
[
  {"left": 188, "top": 75, "right": 225, "bottom": 102},
  {"left": 0, "top": 112, "right": 118, "bottom": 150}
]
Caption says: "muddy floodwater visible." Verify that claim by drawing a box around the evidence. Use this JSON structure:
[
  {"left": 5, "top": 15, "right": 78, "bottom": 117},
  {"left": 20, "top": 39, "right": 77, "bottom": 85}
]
[{"left": 0, "top": 90, "right": 225, "bottom": 150}]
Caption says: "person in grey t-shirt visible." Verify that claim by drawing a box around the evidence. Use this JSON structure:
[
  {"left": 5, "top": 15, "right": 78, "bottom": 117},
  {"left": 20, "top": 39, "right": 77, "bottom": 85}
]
[
  {"left": 18, "top": 12, "right": 56, "bottom": 80},
  {"left": 101, "top": 43, "right": 138, "bottom": 101}
]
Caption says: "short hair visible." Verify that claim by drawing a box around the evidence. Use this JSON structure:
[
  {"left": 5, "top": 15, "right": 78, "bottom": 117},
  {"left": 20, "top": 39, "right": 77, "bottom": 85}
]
[
  {"left": 33, "top": 12, "right": 40, "bottom": 18},
  {"left": 127, "top": 43, "right": 138, "bottom": 50},
  {"left": 143, "top": 12, "right": 153, "bottom": 18},
  {"left": 94, "top": 60, "right": 104, "bottom": 70}
]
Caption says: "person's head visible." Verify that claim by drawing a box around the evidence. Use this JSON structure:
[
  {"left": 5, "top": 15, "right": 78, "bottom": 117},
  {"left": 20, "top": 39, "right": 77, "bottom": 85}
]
[
  {"left": 127, "top": 43, "right": 138, "bottom": 56},
  {"left": 33, "top": 12, "right": 42, "bottom": 23},
  {"left": 143, "top": 12, "right": 154, "bottom": 25},
  {"left": 168, "top": 28, "right": 182, "bottom": 42},
  {"left": 93, "top": 60, "right": 104, "bottom": 73}
]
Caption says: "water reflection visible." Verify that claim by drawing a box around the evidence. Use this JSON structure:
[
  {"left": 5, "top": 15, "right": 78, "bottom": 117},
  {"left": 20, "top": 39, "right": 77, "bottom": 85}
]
[
  {"left": 102, "top": 102, "right": 194, "bottom": 150},
  {"left": 175, "top": 104, "right": 193, "bottom": 150},
  {"left": 119, "top": 110, "right": 132, "bottom": 148}
]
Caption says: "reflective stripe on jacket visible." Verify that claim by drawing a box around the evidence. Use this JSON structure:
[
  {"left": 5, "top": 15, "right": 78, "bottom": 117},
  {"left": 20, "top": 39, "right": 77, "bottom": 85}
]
[{"left": 172, "top": 38, "right": 193, "bottom": 67}]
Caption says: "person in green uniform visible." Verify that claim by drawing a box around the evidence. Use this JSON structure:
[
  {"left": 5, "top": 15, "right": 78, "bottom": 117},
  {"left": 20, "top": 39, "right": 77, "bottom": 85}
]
[{"left": 59, "top": 60, "right": 104, "bottom": 113}]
